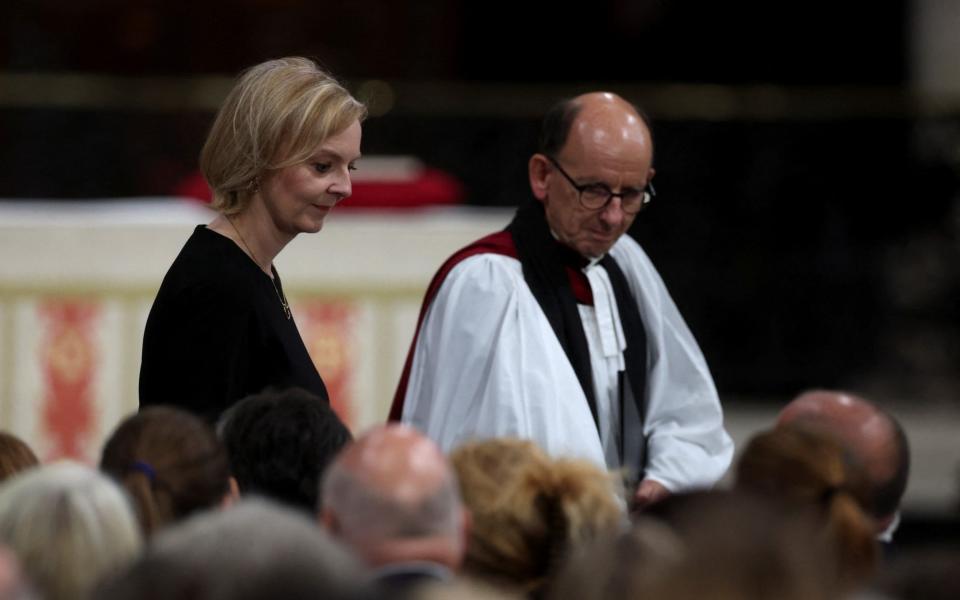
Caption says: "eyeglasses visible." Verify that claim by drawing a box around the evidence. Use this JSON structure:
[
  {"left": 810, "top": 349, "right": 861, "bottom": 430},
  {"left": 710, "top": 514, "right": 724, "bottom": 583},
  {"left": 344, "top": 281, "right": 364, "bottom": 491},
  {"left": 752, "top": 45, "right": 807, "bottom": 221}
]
[{"left": 546, "top": 155, "right": 655, "bottom": 215}]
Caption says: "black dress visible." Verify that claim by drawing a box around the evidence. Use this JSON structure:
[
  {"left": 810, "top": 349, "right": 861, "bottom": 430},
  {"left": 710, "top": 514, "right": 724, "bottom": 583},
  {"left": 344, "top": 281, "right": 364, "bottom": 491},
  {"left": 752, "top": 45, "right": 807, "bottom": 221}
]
[{"left": 139, "top": 225, "right": 329, "bottom": 423}]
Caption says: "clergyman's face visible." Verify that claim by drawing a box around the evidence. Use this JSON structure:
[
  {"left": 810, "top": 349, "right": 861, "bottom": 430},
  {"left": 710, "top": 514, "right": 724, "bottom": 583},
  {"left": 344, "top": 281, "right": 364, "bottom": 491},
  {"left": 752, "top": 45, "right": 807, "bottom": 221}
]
[
  {"left": 533, "top": 103, "right": 654, "bottom": 258},
  {"left": 541, "top": 149, "right": 651, "bottom": 258}
]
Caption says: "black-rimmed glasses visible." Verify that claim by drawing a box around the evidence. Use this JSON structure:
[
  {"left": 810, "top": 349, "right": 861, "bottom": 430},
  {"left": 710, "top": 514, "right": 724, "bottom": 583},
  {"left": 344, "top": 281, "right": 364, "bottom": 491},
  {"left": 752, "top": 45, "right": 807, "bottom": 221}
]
[{"left": 546, "top": 155, "right": 655, "bottom": 214}]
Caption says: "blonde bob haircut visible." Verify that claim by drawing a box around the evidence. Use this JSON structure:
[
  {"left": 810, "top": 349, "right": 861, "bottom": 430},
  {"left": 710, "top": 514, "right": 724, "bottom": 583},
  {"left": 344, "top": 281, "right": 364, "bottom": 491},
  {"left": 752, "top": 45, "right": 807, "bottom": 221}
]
[{"left": 200, "top": 56, "right": 367, "bottom": 215}]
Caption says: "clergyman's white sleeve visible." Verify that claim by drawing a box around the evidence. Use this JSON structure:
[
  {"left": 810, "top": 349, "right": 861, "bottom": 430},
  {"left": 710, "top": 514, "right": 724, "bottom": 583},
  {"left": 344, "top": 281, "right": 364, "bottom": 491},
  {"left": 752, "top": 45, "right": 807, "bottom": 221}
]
[
  {"left": 610, "top": 236, "right": 735, "bottom": 491},
  {"left": 401, "top": 253, "right": 606, "bottom": 466}
]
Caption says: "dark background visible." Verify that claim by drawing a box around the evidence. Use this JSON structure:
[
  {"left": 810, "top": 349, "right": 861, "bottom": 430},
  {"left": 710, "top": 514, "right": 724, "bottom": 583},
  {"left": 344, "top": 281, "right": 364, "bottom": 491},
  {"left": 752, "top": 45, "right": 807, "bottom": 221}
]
[{"left": 1, "top": 0, "right": 958, "bottom": 402}]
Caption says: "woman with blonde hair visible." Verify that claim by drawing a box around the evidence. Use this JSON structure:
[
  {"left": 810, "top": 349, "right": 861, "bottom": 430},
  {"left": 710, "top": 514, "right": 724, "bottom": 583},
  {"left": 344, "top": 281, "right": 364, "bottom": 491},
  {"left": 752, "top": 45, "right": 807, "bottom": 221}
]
[
  {"left": 100, "top": 406, "right": 236, "bottom": 537},
  {"left": 734, "top": 425, "right": 879, "bottom": 592},
  {"left": 140, "top": 56, "right": 366, "bottom": 422},
  {"left": 451, "top": 438, "right": 625, "bottom": 597},
  {"left": 0, "top": 461, "right": 142, "bottom": 600}
]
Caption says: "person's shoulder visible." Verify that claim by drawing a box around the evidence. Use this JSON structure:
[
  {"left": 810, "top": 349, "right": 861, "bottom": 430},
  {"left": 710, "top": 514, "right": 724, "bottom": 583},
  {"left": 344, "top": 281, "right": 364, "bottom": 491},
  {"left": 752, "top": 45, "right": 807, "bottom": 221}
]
[
  {"left": 156, "top": 226, "right": 256, "bottom": 301},
  {"left": 425, "top": 253, "right": 527, "bottom": 320},
  {"left": 610, "top": 234, "right": 657, "bottom": 270},
  {"left": 444, "top": 250, "right": 523, "bottom": 288},
  {"left": 175, "top": 225, "right": 239, "bottom": 265},
  {"left": 437, "top": 229, "right": 517, "bottom": 273},
  {"left": 419, "top": 230, "right": 521, "bottom": 303},
  {"left": 611, "top": 233, "right": 646, "bottom": 256}
]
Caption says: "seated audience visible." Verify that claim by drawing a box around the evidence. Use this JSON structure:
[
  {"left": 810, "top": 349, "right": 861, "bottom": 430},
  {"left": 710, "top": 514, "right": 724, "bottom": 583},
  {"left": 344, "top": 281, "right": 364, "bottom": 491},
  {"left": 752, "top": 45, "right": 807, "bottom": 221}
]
[
  {"left": 564, "top": 490, "right": 840, "bottom": 600},
  {"left": 777, "top": 389, "right": 910, "bottom": 543},
  {"left": 0, "top": 461, "right": 142, "bottom": 600},
  {"left": 95, "top": 499, "right": 370, "bottom": 600},
  {"left": 549, "top": 517, "right": 685, "bottom": 600},
  {"left": 100, "top": 406, "right": 236, "bottom": 537},
  {"left": 321, "top": 424, "right": 468, "bottom": 598},
  {"left": 0, "top": 432, "right": 38, "bottom": 483},
  {"left": 735, "top": 426, "right": 879, "bottom": 593},
  {"left": 219, "top": 387, "right": 352, "bottom": 513},
  {"left": 450, "top": 438, "right": 625, "bottom": 597}
]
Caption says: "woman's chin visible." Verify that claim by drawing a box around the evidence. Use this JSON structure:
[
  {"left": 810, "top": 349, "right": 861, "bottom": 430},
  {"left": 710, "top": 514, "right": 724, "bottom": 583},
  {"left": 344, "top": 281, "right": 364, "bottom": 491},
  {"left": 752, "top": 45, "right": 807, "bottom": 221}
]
[{"left": 297, "top": 218, "right": 326, "bottom": 235}]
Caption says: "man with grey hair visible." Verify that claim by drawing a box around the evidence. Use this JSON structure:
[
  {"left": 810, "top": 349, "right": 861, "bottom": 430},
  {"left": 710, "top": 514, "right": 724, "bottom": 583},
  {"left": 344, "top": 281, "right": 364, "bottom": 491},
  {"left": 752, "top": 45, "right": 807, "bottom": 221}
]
[
  {"left": 320, "top": 424, "right": 468, "bottom": 596},
  {"left": 95, "top": 499, "right": 370, "bottom": 600},
  {"left": 777, "top": 389, "right": 910, "bottom": 544}
]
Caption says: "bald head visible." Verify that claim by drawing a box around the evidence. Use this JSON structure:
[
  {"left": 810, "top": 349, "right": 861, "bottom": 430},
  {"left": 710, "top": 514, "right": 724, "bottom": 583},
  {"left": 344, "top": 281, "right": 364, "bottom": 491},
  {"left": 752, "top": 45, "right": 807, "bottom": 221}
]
[
  {"left": 777, "top": 390, "right": 909, "bottom": 525},
  {"left": 320, "top": 425, "right": 467, "bottom": 569},
  {"left": 539, "top": 92, "right": 652, "bottom": 162},
  {"left": 570, "top": 92, "right": 652, "bottom": 156},
  {"left": 328, "top": 424, "right": 450, "bottom": 505}
]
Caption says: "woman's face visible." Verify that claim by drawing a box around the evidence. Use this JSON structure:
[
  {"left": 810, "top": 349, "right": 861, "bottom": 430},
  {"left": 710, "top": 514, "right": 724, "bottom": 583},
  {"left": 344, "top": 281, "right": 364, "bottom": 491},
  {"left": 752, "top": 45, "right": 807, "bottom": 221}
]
[{"left": 258, "top": 119, "right": 362, "bottom": 237}]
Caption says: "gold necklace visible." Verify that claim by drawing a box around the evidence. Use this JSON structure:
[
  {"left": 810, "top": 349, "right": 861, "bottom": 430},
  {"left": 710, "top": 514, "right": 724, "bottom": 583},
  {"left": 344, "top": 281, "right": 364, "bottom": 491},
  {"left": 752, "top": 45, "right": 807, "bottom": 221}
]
[{"left": 227, "top": 217, "right": 292, "bottom": 320}]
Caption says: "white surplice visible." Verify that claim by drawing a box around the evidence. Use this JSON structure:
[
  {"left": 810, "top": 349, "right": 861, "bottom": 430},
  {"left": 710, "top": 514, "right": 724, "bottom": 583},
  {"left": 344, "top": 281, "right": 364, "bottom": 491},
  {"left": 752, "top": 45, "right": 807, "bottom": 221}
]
[{"left": 400, "top": 234, "right": 734, "bottom": 491}]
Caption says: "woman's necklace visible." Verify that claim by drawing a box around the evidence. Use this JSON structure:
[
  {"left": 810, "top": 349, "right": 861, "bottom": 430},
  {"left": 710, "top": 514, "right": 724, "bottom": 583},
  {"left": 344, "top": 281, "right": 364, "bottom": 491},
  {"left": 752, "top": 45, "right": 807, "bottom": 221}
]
[{"left": 227, "top": 217, "right": 292, "bottom": 320}]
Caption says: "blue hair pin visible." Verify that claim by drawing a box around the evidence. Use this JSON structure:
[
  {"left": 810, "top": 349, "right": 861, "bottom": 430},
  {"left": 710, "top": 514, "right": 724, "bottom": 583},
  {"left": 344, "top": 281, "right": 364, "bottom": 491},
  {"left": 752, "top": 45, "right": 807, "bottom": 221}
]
[{"left": 129, "top": 460, "right": 157, "bottom": 484}]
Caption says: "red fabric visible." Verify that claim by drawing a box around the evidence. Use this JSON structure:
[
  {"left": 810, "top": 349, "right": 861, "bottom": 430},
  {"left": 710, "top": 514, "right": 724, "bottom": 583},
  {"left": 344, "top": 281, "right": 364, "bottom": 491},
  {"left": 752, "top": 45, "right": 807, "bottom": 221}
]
[
  {"left": 345, "top": 168, "right": 464, "bottom": 208},
  {"left": 40, "top": 301, "right": 98, "bottom": 460},
  {"left": 173, "top": 168, "right": 464, "bottom": 209},
  {"left": 567, "top": 267, "right": 593, "bottom": 305},
  {"left": 174, "top": 172, "right": 211, "bottom": 203}
]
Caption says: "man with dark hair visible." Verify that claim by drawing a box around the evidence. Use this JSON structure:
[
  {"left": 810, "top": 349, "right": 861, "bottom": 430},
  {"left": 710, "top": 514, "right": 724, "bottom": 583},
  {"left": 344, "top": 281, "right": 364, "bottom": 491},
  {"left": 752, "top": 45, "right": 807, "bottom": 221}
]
[
  {"left": 777, "top": 389, "right": 911, "bottom": 542},
  {"left": 391, "top": 92, "right": 733, "bottom": 507},
  {"left": 218, "top": 387, "right": 352, "bottom": 513}
]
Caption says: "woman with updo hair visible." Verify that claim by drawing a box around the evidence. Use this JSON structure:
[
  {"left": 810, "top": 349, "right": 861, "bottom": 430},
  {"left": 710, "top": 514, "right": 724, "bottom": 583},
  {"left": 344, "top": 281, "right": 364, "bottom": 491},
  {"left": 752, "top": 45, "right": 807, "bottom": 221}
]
[
  {"left": 139, "top": 56, "right": 366, "bottom": 422},
  {"left": 734, "top": 425, "right": 878, "bottom": 592},
  {"left": 100, "top": 406, "right": 236, "bottom": 537},
  {"left": 450, "top": 438, "right": 626, "bottom": 598}
]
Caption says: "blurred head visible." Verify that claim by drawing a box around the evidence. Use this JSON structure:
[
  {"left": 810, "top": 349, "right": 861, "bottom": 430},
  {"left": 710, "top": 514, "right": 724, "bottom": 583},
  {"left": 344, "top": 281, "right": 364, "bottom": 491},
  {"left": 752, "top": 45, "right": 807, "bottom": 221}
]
[
  {"left": 219, "top": 387, "right": 352, "bottom": 513},
  {"left": 870, "top": 547, "right": 960, "bottom": 600},
  {"left": 629, "top": 490, "right": 841, "bottom": 600},
  {"left": 451, "top": 438, "right": 625, "bottom": 595},
  {"left": 201, "top": 56, "right": 367, "bottom": 217},
  {"left": 528, "top": 92, "right": 655, "bottom": 258},
  {"left": 777, "top": 389, "right": 909, "bottom": 529},
  {"left": 735, "top": 426, "right": 878, "bottom": 591},
  {"left": 100, "top": 406, "right": 233, "bottom": 537},
  {"left": 0, "top": 544, "right": 33, "bottom": 600},
  {"left": 321, "top": 424, "right": 467, "bottom": 570},
  {"left": 550, "top": 518, "right": 686, "bottom": 600},
  {"left": 414, "top": 579, "right": 525, "bottom": 600},
  {"left": 95, "top": 499, "right": 370, "bottom": 600},
  {"left": 0, "top": 432, "right": 38, "bottom": 483},
  {"left": 0, "top": 461, "right": 142, "bottom": 600}
]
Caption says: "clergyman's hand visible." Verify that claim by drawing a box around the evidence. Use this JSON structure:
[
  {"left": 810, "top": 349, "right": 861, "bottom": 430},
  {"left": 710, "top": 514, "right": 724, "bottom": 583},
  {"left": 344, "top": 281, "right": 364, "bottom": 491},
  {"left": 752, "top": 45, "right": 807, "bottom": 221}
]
[{"left": 632, "top": 478, "right": 670, "bottom": 510}]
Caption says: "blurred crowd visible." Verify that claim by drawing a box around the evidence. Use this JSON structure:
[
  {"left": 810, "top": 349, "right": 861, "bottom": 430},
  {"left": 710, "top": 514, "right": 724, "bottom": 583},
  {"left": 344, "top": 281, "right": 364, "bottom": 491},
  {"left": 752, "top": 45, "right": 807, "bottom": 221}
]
[{"left": 0, "top": 386, "right": 953, "bottom": 600}]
